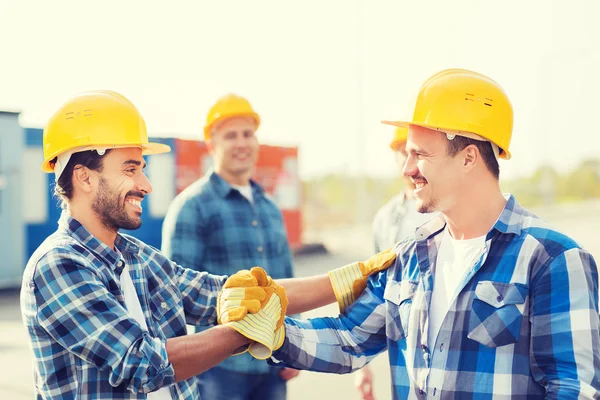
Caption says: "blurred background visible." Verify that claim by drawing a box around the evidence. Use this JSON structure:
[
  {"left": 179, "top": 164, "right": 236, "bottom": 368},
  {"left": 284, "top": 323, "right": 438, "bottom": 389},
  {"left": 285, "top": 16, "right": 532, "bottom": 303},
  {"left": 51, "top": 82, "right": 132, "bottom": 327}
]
[{"left": 1, "top": 0, "right": 599, "bottom": 398}]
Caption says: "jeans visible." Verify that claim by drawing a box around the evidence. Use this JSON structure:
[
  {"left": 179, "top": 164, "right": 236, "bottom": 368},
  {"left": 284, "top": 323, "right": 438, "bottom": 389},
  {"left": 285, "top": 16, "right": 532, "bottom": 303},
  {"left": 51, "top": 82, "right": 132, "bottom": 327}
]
[{"left": 198, "top": 366, "right": 287, "bottom": 400}]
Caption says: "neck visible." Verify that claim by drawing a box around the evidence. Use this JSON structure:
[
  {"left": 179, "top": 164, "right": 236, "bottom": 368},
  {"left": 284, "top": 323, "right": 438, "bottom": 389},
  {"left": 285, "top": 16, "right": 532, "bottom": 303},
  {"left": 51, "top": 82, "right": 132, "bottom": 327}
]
[
  {"left": 442, "top": 179, "right": 506, "bottom": 240},
  {"left": 214, "top": 167, "right": 251, "bottom": 186},
  {"left": 68, "top": 202, "right": 117, "bottom": 249}
]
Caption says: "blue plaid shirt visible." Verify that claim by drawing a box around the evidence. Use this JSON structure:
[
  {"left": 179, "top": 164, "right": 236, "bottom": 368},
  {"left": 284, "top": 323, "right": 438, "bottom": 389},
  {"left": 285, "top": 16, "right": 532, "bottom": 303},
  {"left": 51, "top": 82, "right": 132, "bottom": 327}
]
[
  {"left": 161, "top": 171, "right": 295, "bottom": 374},
  {"left": 21, "top": 212, "right": 227, "bottom": 399},
  {"left": 272, "top": 195, "right": 600, "bottom": 399}
]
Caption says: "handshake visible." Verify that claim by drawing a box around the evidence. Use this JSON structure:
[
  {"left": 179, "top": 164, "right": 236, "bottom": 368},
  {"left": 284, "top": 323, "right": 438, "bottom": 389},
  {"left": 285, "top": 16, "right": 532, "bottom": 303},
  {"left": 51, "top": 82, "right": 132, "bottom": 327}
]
[
  {"left": 216, "top": 248, "right": 397, "bottom": 360},
  {"left": 217, "top": 267, "right": 287, "bottom": 360}
]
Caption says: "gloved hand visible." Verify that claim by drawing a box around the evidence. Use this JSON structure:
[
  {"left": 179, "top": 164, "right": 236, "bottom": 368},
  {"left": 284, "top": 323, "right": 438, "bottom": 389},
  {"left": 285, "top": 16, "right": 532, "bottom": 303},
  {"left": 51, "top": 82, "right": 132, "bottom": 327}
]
[
  {"left": 328, "top": 248, "right": 397, "bottom": 313},
  {"left": 218, "top": 267, "right": 287, "bottom": 360},
  {"left": 247, "top": 267, "right": 287, "bottom": 358},
  {"left": 217, "top": 269, "right": 266, "bottom": 324},
  {"left": 217, "top": 269, "right": 267, "bottom": 355}
]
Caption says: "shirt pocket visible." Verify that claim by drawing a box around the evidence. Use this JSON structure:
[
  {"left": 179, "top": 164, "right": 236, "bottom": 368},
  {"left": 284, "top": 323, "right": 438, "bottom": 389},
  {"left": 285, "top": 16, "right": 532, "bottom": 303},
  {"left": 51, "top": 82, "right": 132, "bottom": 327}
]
[
  {"left": 149, "top": 282, "right": 183, "bottom": 330},
  {"left": 384, "top": 280, "right": 419, "bottom": 341},
  {"left": 467, "top": 281, "right": 528, "bottom": 347}
]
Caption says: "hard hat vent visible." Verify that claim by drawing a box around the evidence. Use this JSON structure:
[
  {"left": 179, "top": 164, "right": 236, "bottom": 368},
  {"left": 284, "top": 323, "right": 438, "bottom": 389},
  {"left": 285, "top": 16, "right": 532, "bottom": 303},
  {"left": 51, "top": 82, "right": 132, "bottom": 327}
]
[
  {"left": 464, "top": 93, "right": 493, "bottom": 107},
  {"left": 65, "top": 109, "right": 93, "bottom": 120}
]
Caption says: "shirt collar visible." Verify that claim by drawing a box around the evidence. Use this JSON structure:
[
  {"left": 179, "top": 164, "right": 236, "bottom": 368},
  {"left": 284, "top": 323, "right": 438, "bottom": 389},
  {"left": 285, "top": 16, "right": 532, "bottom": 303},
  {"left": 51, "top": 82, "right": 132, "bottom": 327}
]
[
  {"left": 208, "top": 170, "right": 265, "bottom": 199},
  {"left": 58, "top": 211, "right": 140, "bottom": 271},
  {"left": 414, "top": 193, "right": 523, "bottom": 243}
]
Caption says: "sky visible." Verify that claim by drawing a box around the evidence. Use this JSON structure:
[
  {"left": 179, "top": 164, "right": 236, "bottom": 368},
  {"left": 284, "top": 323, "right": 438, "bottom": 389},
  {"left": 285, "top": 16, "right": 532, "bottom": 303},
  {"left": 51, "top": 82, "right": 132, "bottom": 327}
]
[{"left": 1, "top": 0, "right": 599, "bottom": 179}]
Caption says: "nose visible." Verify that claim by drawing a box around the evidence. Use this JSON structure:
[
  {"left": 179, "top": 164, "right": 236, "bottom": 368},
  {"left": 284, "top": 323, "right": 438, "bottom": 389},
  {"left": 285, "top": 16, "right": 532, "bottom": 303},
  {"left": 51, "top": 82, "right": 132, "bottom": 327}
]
[
  {"left": 137, "top": 171, "right": 153, "bottom": 195},
  {"left": 403, "top": 153, "right": 419, "bottom": 178},
  {"left": 233, "top": 133, "right": 249, "bottom": 147}
]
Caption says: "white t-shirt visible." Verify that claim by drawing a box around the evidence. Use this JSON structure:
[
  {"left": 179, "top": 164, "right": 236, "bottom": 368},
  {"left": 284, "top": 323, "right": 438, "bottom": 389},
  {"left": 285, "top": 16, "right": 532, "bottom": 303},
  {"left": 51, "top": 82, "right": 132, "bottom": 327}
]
[
  {"left": 120, "top": 264, "right": 173, "bottom": 400},
  {"left": 232, "top": 185, "right": 254, "bottom": 204},
  {"left": 428, "top": 228, "right": 486, "bottom": 350}
]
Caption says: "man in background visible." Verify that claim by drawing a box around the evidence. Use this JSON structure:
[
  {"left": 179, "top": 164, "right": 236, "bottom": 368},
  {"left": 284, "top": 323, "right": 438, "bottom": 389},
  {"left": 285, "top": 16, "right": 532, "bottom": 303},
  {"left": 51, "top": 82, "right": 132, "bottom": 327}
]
[
  {"left": 162, "top": 94, "right": 299, "bottom": 399},
  {"left": 355, "top": 126, "right": 435, "bottom": 400}
]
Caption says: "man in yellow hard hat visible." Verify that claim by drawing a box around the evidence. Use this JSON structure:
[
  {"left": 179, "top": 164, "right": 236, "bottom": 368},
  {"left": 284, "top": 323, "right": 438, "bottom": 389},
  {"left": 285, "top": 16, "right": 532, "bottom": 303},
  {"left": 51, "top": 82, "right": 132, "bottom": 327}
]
[
  {"left": 355, "top": 126, "right": 436, "bottom": 400},
  {"left": 161, "top": 93, "right": 302, "bottom": 399},
  {"left": 241, "top": 69, "right": 600, "bottom": 398},
  {"left": 20, "top": 90, "right": 397, "bottom": 399}
]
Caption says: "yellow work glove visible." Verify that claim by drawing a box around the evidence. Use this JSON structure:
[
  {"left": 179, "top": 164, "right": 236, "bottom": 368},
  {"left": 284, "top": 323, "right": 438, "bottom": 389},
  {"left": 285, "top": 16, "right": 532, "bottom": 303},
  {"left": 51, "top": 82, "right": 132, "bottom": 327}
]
[
  {"left": 217, "top": 267, "right": 287, "bottom": 360},
  {"left": 217, "top": 269, "right": 266, "bottom": 324},
  {"left": 328, "top": 248, "right": 397, "bottom": 313},
  {"left": 247, "top": 268, "right": 287, "bottom": 358},
  {"left": 217, "top": 269, "right": 266, "bottom": 355}
]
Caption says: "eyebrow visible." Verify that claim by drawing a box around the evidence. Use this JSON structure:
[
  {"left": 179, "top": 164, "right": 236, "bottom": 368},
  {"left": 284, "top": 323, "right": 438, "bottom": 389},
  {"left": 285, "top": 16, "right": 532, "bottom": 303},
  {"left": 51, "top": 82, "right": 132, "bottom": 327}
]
[
  {"left": 408, "top": 146, "right": 430, "bottom": 156},
  {"left": 123, "top": 159, "right": 146, "bottom": 169}
]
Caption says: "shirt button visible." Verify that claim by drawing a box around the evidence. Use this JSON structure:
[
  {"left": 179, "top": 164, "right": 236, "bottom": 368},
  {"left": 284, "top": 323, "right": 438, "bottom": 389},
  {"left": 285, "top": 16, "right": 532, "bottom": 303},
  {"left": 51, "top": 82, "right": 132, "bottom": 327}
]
[
  {"left": 421, "top": 344, "right": 428, "bottom": 352},
  {"left": 497, "top": 295, "right": 503, "bottom": 302},
  {"left": 117, "top": 260, "right": 123, "bottom": 267},
  {"left": 439, "top": 343, "right": 444, "bottom": 352},
  {"left": 257, "top": 246, "right": 263, "bottom": 253},
  {"left": 252, "top": 220, "right": 258, "bottom": 226},
  {"left": 161, "top": 302, "right": 167, "bottom": 309},
  {"left": 419, "top": 389, "right": 425, "bottom": 395},
  {"left": 160, "top": 363, "right": 165, "bottom": 369}
]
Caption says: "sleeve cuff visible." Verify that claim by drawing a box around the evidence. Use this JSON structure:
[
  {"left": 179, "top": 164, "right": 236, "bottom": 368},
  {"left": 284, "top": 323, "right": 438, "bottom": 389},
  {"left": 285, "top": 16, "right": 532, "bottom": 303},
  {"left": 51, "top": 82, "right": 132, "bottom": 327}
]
[
  {"left": 328, "top": 262, "right": 363, "bottom": 312},
  {"left": 138, "top": 335, "right": 175, "bottom": 392}
]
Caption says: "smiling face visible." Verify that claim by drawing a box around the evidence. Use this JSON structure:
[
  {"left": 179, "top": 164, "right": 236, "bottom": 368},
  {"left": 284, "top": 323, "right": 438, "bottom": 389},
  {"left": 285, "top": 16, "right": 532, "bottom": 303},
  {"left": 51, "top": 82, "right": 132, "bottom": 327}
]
[
  {"left": 402, "top": 125, "right": 465, "bottom": 214},
  {"left": 90, "top": 147, "right": 152, "bottom": 231},
  {"left": 208, "top": 116, "right": 259, "bottom": 184}
]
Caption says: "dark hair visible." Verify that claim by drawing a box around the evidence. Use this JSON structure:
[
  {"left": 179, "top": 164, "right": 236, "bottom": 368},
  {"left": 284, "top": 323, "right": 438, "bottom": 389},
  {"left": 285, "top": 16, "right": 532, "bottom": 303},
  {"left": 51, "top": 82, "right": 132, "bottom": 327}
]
[
  {"left": 446, "top": 136, "right": 499, "bottom": 179},
  {"left": 53, "top": 150, "right": 111, "bottom": 208}
]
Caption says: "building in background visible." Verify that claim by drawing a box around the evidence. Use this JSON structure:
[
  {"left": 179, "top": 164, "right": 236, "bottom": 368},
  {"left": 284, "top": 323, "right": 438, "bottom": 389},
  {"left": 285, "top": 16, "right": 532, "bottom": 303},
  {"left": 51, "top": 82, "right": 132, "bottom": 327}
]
[{"left": 0, "top": 118, "right": 302, "bottom": 288}]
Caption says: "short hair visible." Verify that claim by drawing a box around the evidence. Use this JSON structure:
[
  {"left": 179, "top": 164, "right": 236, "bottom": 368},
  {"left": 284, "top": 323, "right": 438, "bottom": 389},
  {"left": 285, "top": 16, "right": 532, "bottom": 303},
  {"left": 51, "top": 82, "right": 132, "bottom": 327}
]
[
  {"left": 446, "top": 136, "right": 499, "bottom": 179},
  {"left": 53, "top": 150, "right": 111, "bottom": 208}
]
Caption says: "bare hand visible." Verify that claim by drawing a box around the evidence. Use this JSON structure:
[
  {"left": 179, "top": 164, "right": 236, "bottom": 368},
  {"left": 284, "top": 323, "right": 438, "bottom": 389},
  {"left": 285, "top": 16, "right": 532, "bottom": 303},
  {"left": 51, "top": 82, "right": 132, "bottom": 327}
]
[
  {"left": 354, "top": 366, "right": 375, "bottom": 400},
  {"left": 279, "top": 367, "right": 300, "bottom": 381}
]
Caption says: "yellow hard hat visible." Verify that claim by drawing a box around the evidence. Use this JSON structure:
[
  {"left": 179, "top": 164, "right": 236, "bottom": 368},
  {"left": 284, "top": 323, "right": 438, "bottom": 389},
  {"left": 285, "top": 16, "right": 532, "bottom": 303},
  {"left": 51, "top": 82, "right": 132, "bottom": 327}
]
[
  {"left": 383, "top": 69, "right": 513, "bottom": 159},
  {"left": 204, "top": 94, "right": 260, "bottom": 140},
  {"left": 41, "top": 90, "right": 171, "bottom": 173},
  {"left": 390, "top": 127, "right": 408, "bottom": 151}
]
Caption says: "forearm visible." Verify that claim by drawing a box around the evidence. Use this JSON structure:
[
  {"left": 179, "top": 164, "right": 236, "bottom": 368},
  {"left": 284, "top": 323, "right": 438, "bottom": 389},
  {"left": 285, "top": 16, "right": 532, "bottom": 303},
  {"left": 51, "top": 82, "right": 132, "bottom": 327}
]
[
  {"left": 278, "top": 274, "right": 336, "bottom": 315},
  {"left": 166, "top": 325, "right": 250, "bottom": 382},
  {"left": 271, "top": 316, "right": 382, "bottom": 374}
]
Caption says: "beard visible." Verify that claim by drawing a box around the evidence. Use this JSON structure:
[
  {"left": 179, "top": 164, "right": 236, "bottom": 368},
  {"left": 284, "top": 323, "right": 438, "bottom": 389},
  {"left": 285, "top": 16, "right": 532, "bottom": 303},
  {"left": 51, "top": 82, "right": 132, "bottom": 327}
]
[
  {"left": 92, "top": 178, "right": 143, "bottom": 232},
  {"left": 415, "top": 186, "right": 438, "bottom": 214},
  {"left": 416, "top": 197, "right": 438, "bottom": 214}
]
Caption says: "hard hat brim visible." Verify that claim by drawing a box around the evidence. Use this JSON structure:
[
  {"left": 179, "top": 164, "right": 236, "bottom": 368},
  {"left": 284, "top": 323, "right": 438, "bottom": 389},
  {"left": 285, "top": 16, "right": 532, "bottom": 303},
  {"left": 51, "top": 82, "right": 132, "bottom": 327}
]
[
  {"left": 41, "top": 141, "right": 172, "bottom": 173},
  {"left": 142, "top": 142, "right": 172, "bottom": 156},
  {"left": 381, "top": 120, "right": 511, "bottom": 159}
]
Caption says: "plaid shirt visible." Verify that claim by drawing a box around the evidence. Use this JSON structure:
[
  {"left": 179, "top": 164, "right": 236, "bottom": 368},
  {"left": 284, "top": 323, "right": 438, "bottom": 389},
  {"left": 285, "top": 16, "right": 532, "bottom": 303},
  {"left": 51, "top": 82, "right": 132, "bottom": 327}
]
[
  {"left": 272, "top": 195, "right": 600, "bottom": 399},
  {"left": 21, "top": 212, "right": 227, "bottom": 399},
  {"left": 161, "top": 171, "right": 294, "bottom": 374}
]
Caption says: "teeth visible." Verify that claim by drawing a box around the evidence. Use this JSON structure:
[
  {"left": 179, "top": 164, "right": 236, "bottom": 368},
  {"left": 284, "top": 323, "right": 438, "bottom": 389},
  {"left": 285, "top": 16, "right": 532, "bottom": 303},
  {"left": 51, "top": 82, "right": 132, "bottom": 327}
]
[{"left": 127, "top": 199, "right": 141, "bottom": 207}]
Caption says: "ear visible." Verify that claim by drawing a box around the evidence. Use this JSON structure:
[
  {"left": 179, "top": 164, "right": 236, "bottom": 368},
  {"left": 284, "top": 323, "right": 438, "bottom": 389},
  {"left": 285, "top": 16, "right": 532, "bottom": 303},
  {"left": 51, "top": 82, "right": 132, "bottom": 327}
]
[
  {"left": 462, "top": 145, "right": 479, "bottom": 170},
  {"left": 72, "top": 165, "right": 96, "bottom": 194}
]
